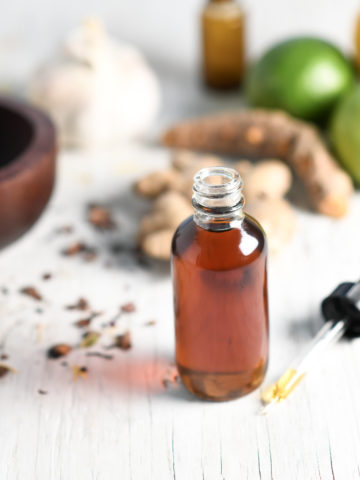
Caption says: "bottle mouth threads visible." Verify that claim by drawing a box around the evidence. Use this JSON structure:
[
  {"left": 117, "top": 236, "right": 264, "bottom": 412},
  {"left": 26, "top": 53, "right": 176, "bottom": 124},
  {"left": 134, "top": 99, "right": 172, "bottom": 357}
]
[{"left": 192, "top": 167, "right": 244, "bottom": 215}]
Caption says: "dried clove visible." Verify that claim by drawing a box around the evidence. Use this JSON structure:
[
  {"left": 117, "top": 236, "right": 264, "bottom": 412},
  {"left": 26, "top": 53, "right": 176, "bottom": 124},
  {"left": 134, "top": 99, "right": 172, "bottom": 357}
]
[
  {"left": 42, "top": 273, "right": 52, "bottom": 281},
  {"left": 20, "top": 286, "right": 42, "bottom": 301},
  {"left": 0, "top": 364, "right": 16, "bottom": 377},
  {"left": 72, "top": 365, "right": 88, "bottom": 381},
  {"left": 0, "top": 366, "right": 9, "bottom": 378},
  {"left": 88, "top": 204, "right": 116, "bottom": 231},
  {"left": 114, "top": 331, "right": 132, "bottom": 350},
  {"left": 66, "top": 297, "right": 89, "bottom": 311},
  {"left": 74, "top": 312, "right": 101, "bottom": 328},
  {"left": 62, "top": 242, "right": 86, "bottom": 256},
  {"left": 62, "top": 242, "right": 97, "bottom": 261},
  {"left": 38, "top": 389, "right": 48, "bottom": 395},
  {"left": 162, "top": 368, "right": 179, "bottom": 388},
  {"left": 75, "top": 318, "right": 92, "bottom": 328},
  {"left": 47, "top": 344, "right": 72, "bottom": 359},
  {"left": 121, "top": 302, "right": 136, "bottom": 313}
]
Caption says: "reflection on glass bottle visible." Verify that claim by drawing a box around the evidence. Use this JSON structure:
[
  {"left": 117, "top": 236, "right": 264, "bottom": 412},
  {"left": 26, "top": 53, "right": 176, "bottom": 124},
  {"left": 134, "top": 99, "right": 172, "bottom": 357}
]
[{"left": 201, "top": 0, "right": 246, "bottom": 89}]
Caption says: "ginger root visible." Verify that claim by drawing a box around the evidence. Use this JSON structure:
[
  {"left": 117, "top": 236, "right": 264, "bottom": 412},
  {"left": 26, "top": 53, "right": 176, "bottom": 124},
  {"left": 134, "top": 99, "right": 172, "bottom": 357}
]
[
  {"left": 238, "top": 159, "right": 292, "bottom": 201},
  {"left": 139, "top": 191, "right": 193, "bottom": 240},
  {"left": 162, "top": 110, "right": 353, "bottom": 218},
  {"left": 135, "top": 151, "right": 296, "bottom": 259},
  {"left": 141, "top": 229, "right": 174, "bottom": 260},
  {"left": 246, "top": 198, "right": 296, "bottom": 254},
  {"left": 135, "top": 169, "right": 183, "bottom": 198}
]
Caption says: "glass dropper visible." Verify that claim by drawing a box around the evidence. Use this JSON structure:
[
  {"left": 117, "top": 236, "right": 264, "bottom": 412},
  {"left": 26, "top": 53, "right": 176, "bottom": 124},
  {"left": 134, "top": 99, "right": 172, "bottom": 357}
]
[{"left": 260, "top": 280, "right": 360, "bottom": 415}]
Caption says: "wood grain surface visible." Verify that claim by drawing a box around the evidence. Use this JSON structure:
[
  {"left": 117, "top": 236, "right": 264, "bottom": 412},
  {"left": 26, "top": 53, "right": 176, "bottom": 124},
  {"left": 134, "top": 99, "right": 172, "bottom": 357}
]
[{"left": 0, "top": 146, "right": 360, "bottom": 480}]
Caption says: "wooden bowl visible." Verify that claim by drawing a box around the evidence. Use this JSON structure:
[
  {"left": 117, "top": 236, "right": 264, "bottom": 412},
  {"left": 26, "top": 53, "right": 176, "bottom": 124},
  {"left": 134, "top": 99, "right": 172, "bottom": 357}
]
[{"left": 0, "top": 96, "right": 56, "bottom": 249}]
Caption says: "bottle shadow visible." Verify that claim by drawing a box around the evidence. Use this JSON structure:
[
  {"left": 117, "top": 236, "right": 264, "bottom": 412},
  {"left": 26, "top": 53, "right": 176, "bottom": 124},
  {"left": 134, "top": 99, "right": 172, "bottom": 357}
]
[{"left": 67, "top": 351, "right": 200, "bottom": 403}]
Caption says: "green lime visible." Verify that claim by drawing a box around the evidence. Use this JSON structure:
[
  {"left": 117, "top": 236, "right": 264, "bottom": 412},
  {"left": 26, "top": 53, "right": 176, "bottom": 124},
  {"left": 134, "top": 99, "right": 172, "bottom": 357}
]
[
  {"left": 246, "top": 37, "right": 355, "bottom": 122},
  {"left": 330, "top": 86, "right": 360, "bottom": 184}
]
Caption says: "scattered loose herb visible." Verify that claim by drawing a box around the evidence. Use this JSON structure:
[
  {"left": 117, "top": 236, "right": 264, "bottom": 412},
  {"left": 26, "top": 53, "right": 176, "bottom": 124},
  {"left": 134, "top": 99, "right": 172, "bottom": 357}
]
[
  {"left": 74, "top": 318, "right": 92, "bottom": 328},
  {"left": 66, "top": 297, "right": 89, "bottom": 311},
  {"left": 72, "top": 365, "right": 88, "bottom": 381},
  {"left": 121, "top": 302, "right": 136, "bottom": 313},
  {"left": 35, "top": 308, "right": 44, "bottom": 314},
  {"left": 144, "top": 320, "right": 156, "bottom": 327},
  {"left": 1, "top": 287, "right": 9, "bottom": 295},
  {"left": 61, "top": 361, "right": 68, "bottom": 367},
  {"left": 0, "top": 364, "right": 16, "bottom": 377},
  {"left": 74, "top": 312, "right": 101, "bottom": 328},
  {"left": 86, "top": 352, "right": 114, "bottom": 360},
  {"left": 80, "top": 331, "right": 101, "bottom": 348},
  {"left": 88, "top": 204, "right": 116, "bottom": 231},
  {"left": 62, "top": 241, "right": 85, "bottom": 256},
  {"left": 62, "top": 242, "right": 97, "bottom": 261},
  {"left": 114, "top": 331, "right": 132, "bottom": 350},
  {"left": 42, "top": 273, "right": 52, "bottom": 281},
  {"left": 20, "top": 286, "right": 42, "bottom": 301},
  {"left": 162, "top": 369, "right": 179, "bottom": 388},
  {"left": 38, "top": 389, "right": 48, "bottom": 395},
  {"left": 47, "top": 344, "right": 72, "bottom": 359}
]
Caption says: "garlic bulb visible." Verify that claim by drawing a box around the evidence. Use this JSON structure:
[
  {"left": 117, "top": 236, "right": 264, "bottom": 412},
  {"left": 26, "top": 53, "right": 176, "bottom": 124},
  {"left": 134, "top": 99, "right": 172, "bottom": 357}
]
[{"left": 28, "top": 19, "right": 161, "bottom": 148}]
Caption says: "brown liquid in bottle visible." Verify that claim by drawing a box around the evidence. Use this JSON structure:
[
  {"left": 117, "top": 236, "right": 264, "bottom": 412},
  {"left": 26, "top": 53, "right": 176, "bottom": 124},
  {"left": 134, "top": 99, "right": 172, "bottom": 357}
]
[{"left": 172, "top": 214, "right": 268, "bottom": 401}]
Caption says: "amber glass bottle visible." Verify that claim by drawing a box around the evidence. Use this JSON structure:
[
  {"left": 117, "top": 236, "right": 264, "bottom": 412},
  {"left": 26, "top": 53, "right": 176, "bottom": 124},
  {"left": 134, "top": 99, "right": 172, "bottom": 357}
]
[
  {"left": 171, "top": 167, "right": 268, "bottom": 401},
  {"left": 201, "top": 0, "right": 245, "bottom": 89}
]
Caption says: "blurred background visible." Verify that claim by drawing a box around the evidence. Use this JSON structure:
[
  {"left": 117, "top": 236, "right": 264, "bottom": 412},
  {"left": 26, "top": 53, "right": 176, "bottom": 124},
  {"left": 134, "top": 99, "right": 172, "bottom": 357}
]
[
  {"left": 1, "top": 0, "right": 360, "bottom": 257},
  {"left": 1, "top": 0, "right": 359, "bottom": 84}
]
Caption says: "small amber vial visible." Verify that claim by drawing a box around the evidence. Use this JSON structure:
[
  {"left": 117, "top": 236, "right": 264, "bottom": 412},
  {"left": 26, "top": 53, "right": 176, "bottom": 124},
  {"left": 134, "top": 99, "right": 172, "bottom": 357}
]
[
  {"left": 171, "top": 167, "right": 269, "bottom": 401},
  {"left": 201, "top": 0, "right": 245, "bottom": 89}
]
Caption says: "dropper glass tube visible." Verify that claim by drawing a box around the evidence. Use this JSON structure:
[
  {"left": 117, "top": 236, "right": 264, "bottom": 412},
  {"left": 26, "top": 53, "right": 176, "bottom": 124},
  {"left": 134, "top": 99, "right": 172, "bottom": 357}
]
[{"left": 260, "top": 319, "right": 347, "bottom": 414}]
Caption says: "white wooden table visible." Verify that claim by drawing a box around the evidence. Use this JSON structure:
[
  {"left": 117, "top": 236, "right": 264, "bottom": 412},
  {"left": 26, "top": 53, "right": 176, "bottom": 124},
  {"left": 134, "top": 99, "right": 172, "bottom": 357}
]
[{"left": 1, "top": 77, "right": 360, "bottom": 479}]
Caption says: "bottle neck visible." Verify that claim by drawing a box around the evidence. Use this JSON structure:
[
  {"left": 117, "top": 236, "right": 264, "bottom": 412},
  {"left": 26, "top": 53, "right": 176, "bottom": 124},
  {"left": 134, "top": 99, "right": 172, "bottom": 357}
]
[{"left": 192, "top": 167, "right": 244, "bottom": 231}]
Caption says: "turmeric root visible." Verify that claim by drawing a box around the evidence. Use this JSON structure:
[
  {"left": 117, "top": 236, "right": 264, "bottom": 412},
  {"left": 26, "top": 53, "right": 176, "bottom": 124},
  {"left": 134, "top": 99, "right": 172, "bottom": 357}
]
[{"left": 162, "top": 110, "right": 353, "bottom": 218}]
